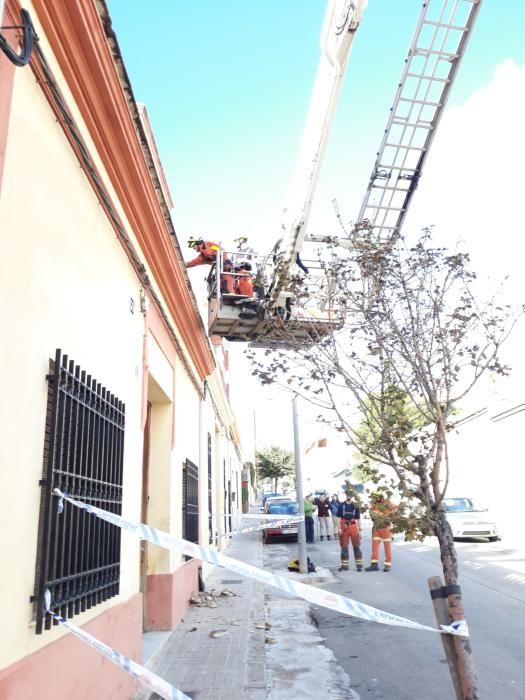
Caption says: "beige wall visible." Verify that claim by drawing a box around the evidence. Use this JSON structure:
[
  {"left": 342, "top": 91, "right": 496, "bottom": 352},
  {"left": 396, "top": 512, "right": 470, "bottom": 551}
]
[
  {"left": 0, "top": 3, "right": 244, "bottom": 673},
  {"left": 0, "top": 56, "right": 148, "bottom": 667}
]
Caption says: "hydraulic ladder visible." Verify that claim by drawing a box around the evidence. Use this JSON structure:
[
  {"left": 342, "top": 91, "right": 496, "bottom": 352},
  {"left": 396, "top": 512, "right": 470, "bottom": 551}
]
[{"left": 355, "top": 0, "right": 483, "bottom": 241}]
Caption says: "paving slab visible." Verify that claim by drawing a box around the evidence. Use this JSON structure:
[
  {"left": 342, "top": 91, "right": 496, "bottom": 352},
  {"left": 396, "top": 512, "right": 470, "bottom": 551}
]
[
  {"left": 133, "top": 530, "right": 266, "bottom": 700},
  {"left": 133, "top": 519, "right": 354, "bottom": 699}
]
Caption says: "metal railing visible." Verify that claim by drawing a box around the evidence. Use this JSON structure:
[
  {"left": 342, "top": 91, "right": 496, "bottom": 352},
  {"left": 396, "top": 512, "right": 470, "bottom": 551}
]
[
  {"left": 33, "top": 349, "right": 125, "bottom": 634},
  {"left": 207, "top": 433, "right": 213, "bottom": 544},
  {"left": 183, "top": 459, "right": 199, "bottom": 545}
]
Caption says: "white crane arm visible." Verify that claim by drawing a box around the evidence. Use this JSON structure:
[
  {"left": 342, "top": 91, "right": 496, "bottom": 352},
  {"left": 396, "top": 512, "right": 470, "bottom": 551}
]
[{"left": 271, "top": 0, "right": 368, "bottom": 305}]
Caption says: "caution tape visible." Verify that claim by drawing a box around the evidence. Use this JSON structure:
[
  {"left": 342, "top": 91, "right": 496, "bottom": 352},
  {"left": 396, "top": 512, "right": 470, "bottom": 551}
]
[
  {"left": 43, "top": 590, "right": 190, "bottom": 700},
  {"left": 54, "top": 490, "right": 468, "bottom": 637},
  {"left": 217, "top": 515, "right": 303, "bottom": 538},
  {"left": 224, "top": 512, "right": 302, "bottom": 520}
]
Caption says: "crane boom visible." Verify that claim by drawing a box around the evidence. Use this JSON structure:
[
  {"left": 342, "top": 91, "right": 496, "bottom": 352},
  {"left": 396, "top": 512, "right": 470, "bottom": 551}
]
[
  {"left": 271, "top": 0, "right": 368, "bottom": 306},
  {"left": 356, "top": 0, "right": 483, "bottom": 241},
  {"left": 207, "top": 0, "right": 484, "bottom": 347}
]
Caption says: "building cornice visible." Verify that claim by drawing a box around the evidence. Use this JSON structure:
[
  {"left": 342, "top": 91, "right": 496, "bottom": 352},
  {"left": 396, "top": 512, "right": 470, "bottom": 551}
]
[{"left": 14, "top": 0, "right": 215, "bottom": 380}]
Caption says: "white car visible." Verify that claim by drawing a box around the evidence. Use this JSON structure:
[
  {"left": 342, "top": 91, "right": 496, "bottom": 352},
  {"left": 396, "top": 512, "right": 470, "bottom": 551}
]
[{"left": 443, "top": 497, "right": 499, "bottom": 541}]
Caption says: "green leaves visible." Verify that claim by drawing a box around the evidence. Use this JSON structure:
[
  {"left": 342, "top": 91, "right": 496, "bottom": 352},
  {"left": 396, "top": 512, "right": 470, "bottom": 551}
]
[{"left": 255, "top": 446, "right": 295, "bottom": 485}]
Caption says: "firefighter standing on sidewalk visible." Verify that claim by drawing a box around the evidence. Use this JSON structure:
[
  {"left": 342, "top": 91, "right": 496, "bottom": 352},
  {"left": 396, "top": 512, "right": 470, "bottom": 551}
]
[
  {"left": 336, "top": 491, "right": 363, "bottom": 572},
  {"left": 366, "top": 492, "right": 396, "bottom": 572}
]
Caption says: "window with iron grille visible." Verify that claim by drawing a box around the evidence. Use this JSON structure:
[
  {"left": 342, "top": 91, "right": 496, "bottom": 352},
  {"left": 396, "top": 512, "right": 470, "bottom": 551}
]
[
  {"left": 33, "top": 349, "right": 125, "bottom": 634},
  {"left": 183, "top": 458, "right": 199, "bottom": 545}
]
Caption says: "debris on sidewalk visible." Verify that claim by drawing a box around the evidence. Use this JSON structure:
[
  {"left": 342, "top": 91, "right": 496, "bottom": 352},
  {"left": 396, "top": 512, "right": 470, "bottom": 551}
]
[
  {"left": 189, "top": 588, "right": 238, "bottom": 608},
  {"left": 209, "top": 629, "right": 229, "bottom": 638}
]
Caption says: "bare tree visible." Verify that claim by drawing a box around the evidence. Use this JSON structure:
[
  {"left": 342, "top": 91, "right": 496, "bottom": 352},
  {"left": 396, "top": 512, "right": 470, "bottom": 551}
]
[{"left": 248, "top": 228, "right": 523, "bottom": 699}]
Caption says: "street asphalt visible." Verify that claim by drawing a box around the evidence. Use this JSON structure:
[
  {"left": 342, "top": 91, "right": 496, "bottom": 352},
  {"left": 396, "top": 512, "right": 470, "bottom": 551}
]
[{"left": 262, "top": 526, "right": 525, "bottom": 699}]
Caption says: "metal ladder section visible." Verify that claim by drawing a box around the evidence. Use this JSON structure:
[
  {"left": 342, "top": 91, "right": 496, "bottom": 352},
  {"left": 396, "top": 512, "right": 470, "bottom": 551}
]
[{"left": 355, "top": 0, "right": 483, "bottom": 241}]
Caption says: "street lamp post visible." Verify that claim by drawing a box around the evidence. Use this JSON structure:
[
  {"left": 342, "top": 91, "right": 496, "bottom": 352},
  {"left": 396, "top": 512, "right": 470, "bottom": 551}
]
[{"left": 292, "top": 395, "right": 308, "bottom": 574}]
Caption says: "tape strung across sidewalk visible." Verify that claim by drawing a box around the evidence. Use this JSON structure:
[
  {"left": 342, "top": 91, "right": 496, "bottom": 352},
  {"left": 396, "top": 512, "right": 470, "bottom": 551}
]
[
  {"left": 54, "top": 490, "right": 468, "bottom": 637},
  {"left": 217, "top": 515, "right": 303, "bottom": 538},
  {"left": 225, "top": 512, "right": 303, "bottom": 520},
  {"left": 43, "top": 590, "right": 189, "bottom": 700}
]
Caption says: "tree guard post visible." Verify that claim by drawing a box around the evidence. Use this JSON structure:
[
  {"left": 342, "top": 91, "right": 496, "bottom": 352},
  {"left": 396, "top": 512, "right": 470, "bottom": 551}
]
[{"left": 428, "top": 576, "right": 465, "bottom": 699}]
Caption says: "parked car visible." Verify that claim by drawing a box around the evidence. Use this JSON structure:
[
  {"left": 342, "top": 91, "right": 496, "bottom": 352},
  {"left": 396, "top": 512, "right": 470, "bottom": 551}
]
[
  {"left": 261, "top": 492, "right": 281, "bottom": 506},
  {"left": 263, "top": 495, "right": 295, "bottom": 513},
  {"left": 443, "top": 497, "right": 499, "bottom": 541},
  {"left": 262, "top": 501, "right": 299, "bottom": 544}
]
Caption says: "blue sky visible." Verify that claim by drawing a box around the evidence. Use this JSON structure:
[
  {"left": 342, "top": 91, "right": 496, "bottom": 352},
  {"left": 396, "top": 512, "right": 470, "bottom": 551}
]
[
  {"left": 107, "top": 0, "right": 525, "bottom": 254},
  {"left": 107, "top": 1, "right": 525, "bottom": 449}
]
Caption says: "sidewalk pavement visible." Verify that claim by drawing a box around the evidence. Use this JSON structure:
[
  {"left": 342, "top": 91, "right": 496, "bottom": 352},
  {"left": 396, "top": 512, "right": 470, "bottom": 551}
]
[
  {"left": 133, "top": 525, "right": 354, "bottom": 699},
  {"left": 135, "top": 530, "right": 267, "bottom": 700}
]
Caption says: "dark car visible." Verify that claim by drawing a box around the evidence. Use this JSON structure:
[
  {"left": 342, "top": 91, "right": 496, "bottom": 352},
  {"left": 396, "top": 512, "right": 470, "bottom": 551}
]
[
  {"left": 262, "top": 492, "right": 281, "bottom": 505},
  {"left": 262, "top": 501, "right": 299, "bottom": 544}
]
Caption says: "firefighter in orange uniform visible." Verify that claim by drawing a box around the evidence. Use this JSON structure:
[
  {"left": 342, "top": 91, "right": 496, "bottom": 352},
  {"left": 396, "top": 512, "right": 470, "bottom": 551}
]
[
  {"left": 235, "top": 262, "right": 255, "bottom": 297},
  {"left": 336, "top": 492, "right": 363, "bottom": 572},
  {"left": 365, "top": 492, "right": 396, "bottom": 572},
  {"left": 186, "top": 238, "right": 235, "bottom": 294},
  {"left": 186, "top": 238, "right": 221, "bottom": 268}
]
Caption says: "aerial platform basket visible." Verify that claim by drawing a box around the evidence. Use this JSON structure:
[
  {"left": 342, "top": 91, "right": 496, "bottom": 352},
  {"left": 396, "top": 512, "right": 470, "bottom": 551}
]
[{"left": 206, "top": 252, "right": 342, "bottom": 347}]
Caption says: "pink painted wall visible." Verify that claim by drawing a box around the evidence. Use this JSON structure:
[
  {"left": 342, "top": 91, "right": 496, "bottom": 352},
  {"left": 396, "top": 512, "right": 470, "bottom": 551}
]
[
  {"left": 146, "top": 559, "right": 200, "bottom": 630},
  {"left": 0, "top": 594, "right": 142, "bottom": 700}
]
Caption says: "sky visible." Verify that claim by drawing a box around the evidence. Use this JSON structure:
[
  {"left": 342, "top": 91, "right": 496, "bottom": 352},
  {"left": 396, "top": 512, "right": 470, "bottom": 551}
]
[{"left": 106, "top": 0, "right": 525, "bottom": 450}]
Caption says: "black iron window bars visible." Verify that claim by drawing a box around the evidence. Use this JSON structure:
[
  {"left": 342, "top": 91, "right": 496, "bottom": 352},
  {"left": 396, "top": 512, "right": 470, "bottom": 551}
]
[
  {"left": 183, "top": 458, "right": 199, "bottom": 548},
  {"left": 33, "top": 349, "right": 125, "bottom": 634}
]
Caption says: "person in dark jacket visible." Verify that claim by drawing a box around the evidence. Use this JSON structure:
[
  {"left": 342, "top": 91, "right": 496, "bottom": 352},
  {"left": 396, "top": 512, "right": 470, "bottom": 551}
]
[{"left": 316, "top": 494, "right": 332, "bottom": 540}]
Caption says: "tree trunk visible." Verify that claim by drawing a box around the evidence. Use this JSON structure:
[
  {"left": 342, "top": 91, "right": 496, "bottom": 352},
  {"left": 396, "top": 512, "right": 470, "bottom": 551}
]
[
  {"left": 274, "top": 477, "right": 278, "bottom": 493},
  {"left": 434, "top": 510, "right": 479, "bottom": 699}
]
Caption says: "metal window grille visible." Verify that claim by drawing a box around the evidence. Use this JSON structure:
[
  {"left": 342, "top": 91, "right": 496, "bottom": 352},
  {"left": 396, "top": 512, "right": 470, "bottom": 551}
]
[
  {"left": 32, "top": 349, "right": 125, "bottom": 634},
  {"left": 207, "top": 433, "right": 213, "bottom": 543},
  {"left": 183, "top": 458, "right": 199, "bottom": 544}
]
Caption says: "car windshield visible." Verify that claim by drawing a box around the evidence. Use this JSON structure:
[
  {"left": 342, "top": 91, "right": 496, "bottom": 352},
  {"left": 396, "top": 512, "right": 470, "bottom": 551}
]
[
  {"left": 443, "top": 498, "right": 484, "bottom": 512},
  {"left": 267, "top": 502, "right": 298, "bottom": 515}
]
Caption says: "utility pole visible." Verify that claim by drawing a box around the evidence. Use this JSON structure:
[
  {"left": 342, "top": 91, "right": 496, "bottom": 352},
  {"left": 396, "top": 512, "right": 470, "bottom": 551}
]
[{"left": 292, "top": 395, "right": 308, "bottom": 574}]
